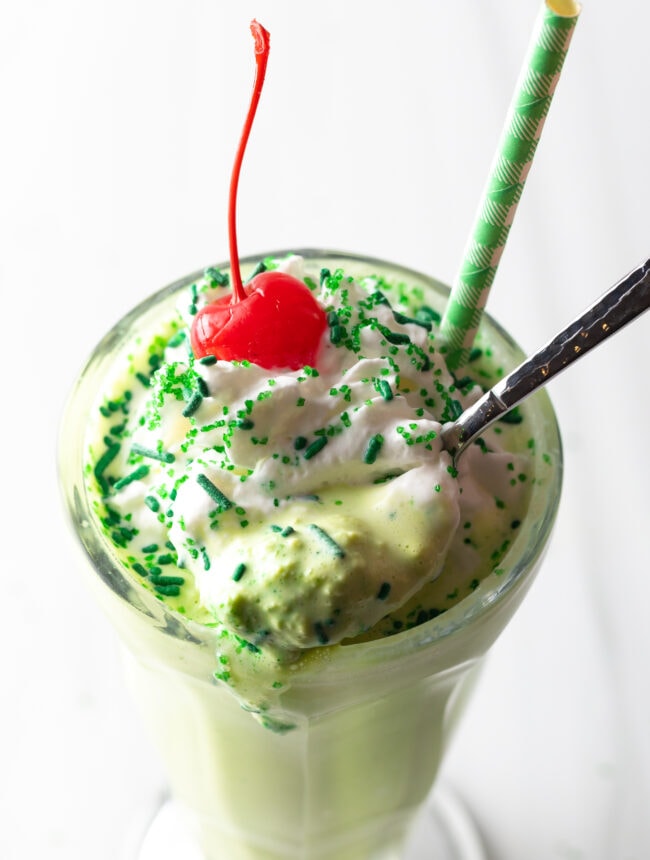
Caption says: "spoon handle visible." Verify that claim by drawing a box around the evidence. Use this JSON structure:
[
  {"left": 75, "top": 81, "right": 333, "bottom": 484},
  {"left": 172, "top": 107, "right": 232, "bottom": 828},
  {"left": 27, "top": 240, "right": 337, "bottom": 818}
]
[{"left": 442, "top": 257, "right": 650, "bottom": 459}]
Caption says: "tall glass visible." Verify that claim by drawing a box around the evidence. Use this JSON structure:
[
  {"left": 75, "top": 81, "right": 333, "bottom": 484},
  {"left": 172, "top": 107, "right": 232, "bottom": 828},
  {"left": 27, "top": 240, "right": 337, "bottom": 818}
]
[{"left": 59, "top": 251, "right": 563, "bottom": 860}]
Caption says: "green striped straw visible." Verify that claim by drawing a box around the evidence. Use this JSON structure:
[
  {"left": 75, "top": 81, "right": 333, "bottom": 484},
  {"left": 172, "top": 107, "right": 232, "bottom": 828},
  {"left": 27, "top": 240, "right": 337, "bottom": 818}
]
[{"left": 440, "top": 0, "right": 581, "bottom": 370}]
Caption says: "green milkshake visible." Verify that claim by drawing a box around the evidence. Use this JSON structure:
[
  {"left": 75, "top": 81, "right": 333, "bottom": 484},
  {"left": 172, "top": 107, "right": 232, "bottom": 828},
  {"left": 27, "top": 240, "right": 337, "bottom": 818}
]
[{"left": 60, "top": 250, "right": 562, "bottom": 860}]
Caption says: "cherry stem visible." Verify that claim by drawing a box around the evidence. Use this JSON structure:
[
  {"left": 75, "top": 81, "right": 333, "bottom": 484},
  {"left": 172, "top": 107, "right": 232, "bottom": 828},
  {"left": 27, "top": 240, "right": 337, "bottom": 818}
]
[{"left": 228, "top": 20, "right": 271, "bottom": 303}]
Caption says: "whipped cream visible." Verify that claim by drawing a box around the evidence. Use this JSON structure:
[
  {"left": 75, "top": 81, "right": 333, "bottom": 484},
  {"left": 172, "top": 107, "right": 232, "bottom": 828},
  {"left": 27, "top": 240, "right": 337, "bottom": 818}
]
[{"left": 87, "top": 255, "right": 530, "bottom": 680}]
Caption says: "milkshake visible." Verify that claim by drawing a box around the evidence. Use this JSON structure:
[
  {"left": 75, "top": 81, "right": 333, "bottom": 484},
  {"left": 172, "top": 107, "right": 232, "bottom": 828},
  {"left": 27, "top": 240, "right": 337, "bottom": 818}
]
[{"left": 60, "top": 250, "right": 562, "bottom": 860}]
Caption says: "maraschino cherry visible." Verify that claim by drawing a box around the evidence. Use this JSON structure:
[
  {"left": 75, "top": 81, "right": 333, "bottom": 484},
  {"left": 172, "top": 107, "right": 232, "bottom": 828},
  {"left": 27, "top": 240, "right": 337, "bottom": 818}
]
[{"left": 191, "top": 20, "right": 326, "bottom": 371}]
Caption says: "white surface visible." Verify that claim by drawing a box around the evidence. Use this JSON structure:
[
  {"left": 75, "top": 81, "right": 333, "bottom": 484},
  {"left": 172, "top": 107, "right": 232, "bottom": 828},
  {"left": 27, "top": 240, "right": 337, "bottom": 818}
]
[{"left": 1, "top": 1, "right": 649, "bottom": 858}]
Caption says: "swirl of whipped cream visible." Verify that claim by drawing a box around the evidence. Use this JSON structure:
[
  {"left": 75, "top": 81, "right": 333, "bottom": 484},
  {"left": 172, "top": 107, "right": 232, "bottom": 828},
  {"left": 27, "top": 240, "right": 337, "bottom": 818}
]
[{"left": 93, "top": 256, "right": 527, "bottom": 657}]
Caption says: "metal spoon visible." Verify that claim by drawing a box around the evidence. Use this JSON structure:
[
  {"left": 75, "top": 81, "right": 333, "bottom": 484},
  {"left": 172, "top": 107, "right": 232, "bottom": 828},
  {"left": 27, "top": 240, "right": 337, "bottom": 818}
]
[{"left": 441, "top": 257, "right": 650, "bottom": 462}]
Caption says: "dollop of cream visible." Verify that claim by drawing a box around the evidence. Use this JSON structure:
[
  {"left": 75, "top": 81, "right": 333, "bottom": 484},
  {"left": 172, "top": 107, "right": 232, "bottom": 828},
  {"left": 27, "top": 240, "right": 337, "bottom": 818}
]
[{"left": 90, "top": 256, "right": 530, "bottom": 662}]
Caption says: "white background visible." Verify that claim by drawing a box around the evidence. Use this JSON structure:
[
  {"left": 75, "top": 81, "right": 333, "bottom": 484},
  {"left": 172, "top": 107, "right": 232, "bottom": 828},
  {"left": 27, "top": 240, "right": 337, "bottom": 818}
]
[{"left": 2, "top": 1, "right": 649, "bottom": 858}]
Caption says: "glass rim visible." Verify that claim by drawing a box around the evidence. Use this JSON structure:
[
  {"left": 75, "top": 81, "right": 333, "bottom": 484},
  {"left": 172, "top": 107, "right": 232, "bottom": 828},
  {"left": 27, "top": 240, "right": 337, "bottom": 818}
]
[{"left": 60, "top": 248, "right": 564, "bottom": 678}]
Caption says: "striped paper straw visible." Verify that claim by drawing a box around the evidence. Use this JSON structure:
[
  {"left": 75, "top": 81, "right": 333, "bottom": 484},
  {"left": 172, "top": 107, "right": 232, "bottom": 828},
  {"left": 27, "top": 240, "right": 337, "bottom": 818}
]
[{"left": 440, "top": 0, "right": 581, "bottom": 370}]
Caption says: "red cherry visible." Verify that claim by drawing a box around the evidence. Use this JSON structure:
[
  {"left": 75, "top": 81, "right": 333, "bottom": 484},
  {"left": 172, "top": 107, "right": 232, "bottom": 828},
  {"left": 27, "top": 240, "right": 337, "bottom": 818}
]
[
  {"left": 190, "top": 20, "right": 326, "bottom": 371},
  {"left": 191, "top": 271, "right": 326, "bottom": 369}
]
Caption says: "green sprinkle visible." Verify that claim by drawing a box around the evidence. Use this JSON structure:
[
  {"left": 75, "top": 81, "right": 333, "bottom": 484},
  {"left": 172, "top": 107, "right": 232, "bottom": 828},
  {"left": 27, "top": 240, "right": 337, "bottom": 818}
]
[
  {"left": 376, "top": 379, "right": 393, "bottom": 401},
  {"left": 377, "top": 582, "right": 391, "bottom": 600},
  {"left": 114, "top": 464, "right": 150, "bottom": 491},
  {"left": 293, "top": 436, "right": 308, "bottom": 450},
  {"left": 454, "top": 375, "right": 474, "bottom": 391},
  {"left": 415, "top": 305, "right": 441, "bottom": 325},
  {"left": 204, "top": 267, "right": 229, "bottom": 287},
  {"left": 309, "top": 524, "right": 345, "bottom": 558},
  {"left": 363, "top": 434, "right": 384, "bottom": 464},
  {"left": 110, "top": 529, "right": 128, "bottom": 548},
  {"left": 281, "top": 526, "right": 295, "bottom": 537},
  {"left": 153, "top": 583, "right": 181, "bottom": 596},
  {"left": 141, "top": 543, "right": 158, "bottom": 554},
  {"left": 199, "top": 355, "right": 217, "bottom": 366},
  {"left": 196, "top": 474, "right": 233, "bottom": 512},
  {"left": 330, "top": 324, "right": 346, "bottom": 345},
  {"left": 167, "top": 331, "right": 186, "bottom": 348},
  {"left": 383, "top": 330, "right": 411, "bottom": 345},
  {"left": 94, "top": 443, "right": 121, "bottom": 493},
  {"left": 232, "top": 563, "right": 247, "bottom": 582},
  {"left": 393, "top": 310, "right": 431, "bottom": 331},
  {"left": 236, "top": 418, "right": 254, "bottom": 430},
  {"left": 304, "top": 437, "right": 328, "bottom": 460},
  {"left": 150, "top": 574, "right": 185, "bottom": 587},
  {"left": 132, "top": 562, "right": 148, "bottom": 577},
  {"left": 182, "top": 391, "right": 203, "bottom": 417},
  {"left": 245, "top": 260, "right": 267, "bottom": 282},
  {"left": 367, "top": 290, "right": 390, "bottom": 307},
  {"left": 441, "top": 398, "right": 463, "bottom": 423},
  {"left": 238, "top": 637, "right": 261, "bottom": 654},
  {"left": 144, "top": 495, "right": 160, "bottom": 512},
  {"left": 131, "top": 443, "right": 175, "bottom": 464},
  {"left": 499, "top": 406, "right": 523, "bottom": 425}
]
